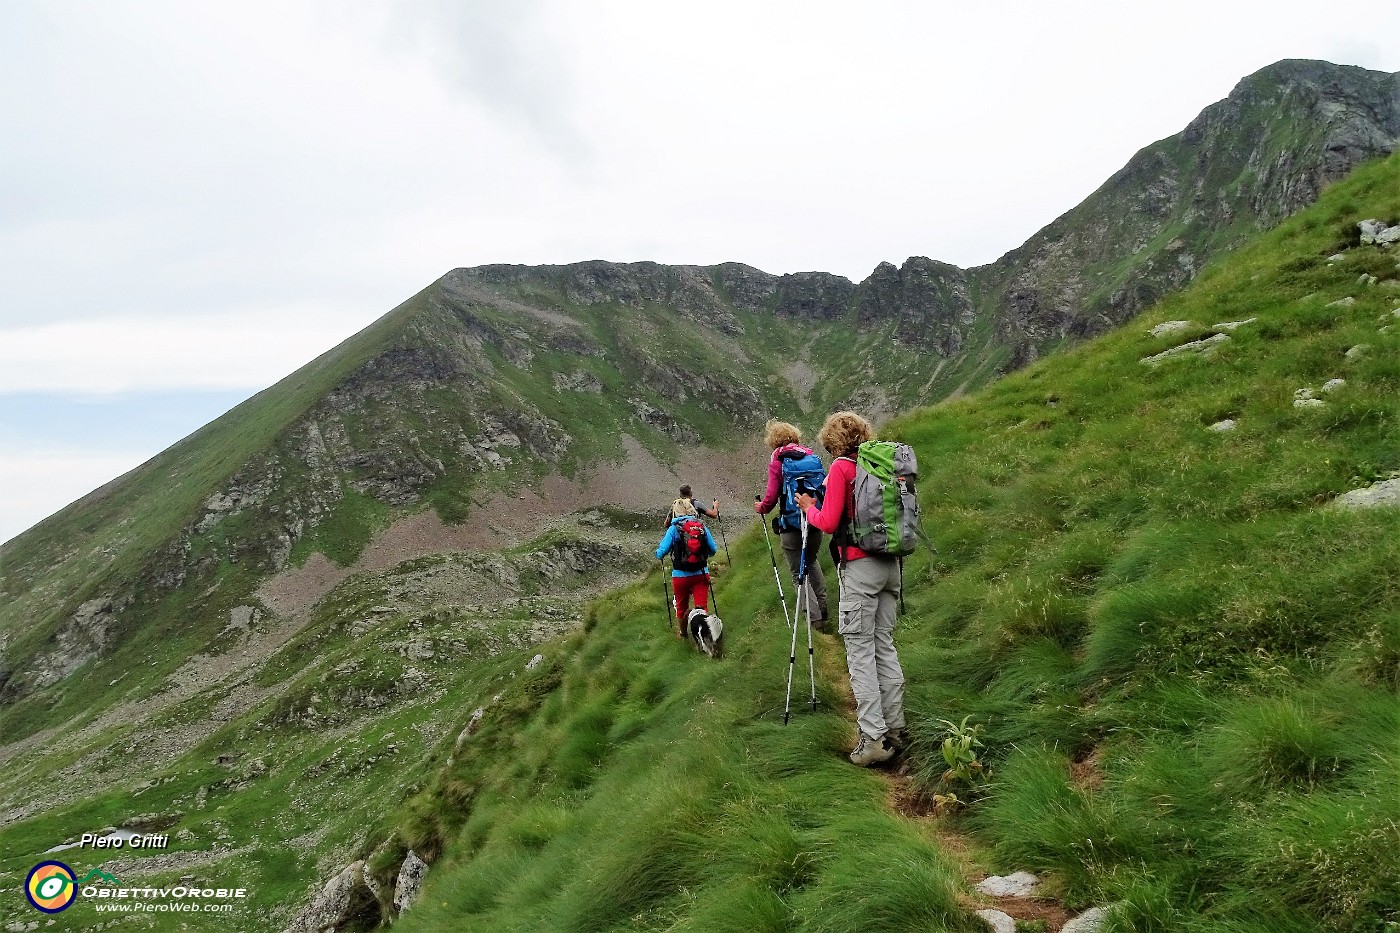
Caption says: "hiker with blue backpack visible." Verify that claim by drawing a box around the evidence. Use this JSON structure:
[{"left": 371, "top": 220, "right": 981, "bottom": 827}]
[
  {"left": 795, "top": 411, "right": 922, "bottom": 767},
  {"left": 754, "top": 420, "right": 830, "bottom": 631},
  {"left": 656, "top": 499, "right": 719, "bottom": 642}
]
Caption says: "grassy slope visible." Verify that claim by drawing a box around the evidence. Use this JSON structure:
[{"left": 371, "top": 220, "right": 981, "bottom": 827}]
[
  {"left": 386, "top": 153, "right": 1400, "bottom": 933},
  {"left": 903, "top": 152, "right": 1400, "bottom": 932},
  {"left": 389, "top": 548, "right": 978, "bottom": 933}
]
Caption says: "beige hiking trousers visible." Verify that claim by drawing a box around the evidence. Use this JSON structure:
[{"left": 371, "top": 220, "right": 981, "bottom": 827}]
[{"left": 836, "top": 555, "right": 906, "bottom": 741}]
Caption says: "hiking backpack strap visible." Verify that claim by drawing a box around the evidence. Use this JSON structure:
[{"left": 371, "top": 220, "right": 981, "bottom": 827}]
[
  {"left": 828, "top": 455, "right": 857, "bottom": 568},
  {"left": 897, "top": 556, "right": 905, "bottom": 616}
]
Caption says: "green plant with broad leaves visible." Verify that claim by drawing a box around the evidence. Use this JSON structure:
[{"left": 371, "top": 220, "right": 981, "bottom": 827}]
[
  {"left": 926, "top": 716, "right": 988, "bottom": 808},
  {"left": 936, "top": 715, "right": 987, "bottom": 786}
]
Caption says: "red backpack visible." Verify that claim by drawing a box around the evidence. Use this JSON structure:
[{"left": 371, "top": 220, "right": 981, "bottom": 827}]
[{"left": 671, "top": 518, "right": 713, "bottom": 572}]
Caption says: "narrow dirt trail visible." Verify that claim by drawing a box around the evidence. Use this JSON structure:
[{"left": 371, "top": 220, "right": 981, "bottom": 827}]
[{"left": 814, "top": 633, "right": 1076, "bottom": 931}]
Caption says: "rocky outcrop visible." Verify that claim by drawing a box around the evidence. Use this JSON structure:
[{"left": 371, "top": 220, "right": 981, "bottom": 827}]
[
  {"left": 1359, "top": 219, "right": 1400, "bottom": 245},
  {"left": 709, "top": 262, "right": 780, "bottom": 312},
  {"left": 773, "top": 271, "right": 858, "bottom": 320},
  {"left": 975, "top": 872, "right": 1041, "bottom": 898},
  {"left": 975, "top": 909, "right": 1016, "bottom": 933},
  {"left": 616, "top": 343, "right": 765, "bottom": 422},
  {"left": 453, "top": 261, "right": 746, "bottom": 334},
  {"left": 1151, "top": 320, "right": 1194, "bottom": 338},
  {"left": 553, "top": 370, "right": 603, "bottom": 393},
  {"left": 856, "top": 257, "right": 976, "bottom": 353},
  {"left": 1140, "top": 333, "right": 1231, "bottom": 366},
  {"left": 284, "top": 861, "right": 379, "bottom": 933},
  {"left": 31, "top": 596, "right": 130, "bottom": 688},
  {"left": 393, "top": 850, "right": 429, "bottom": 915},
  {"left": 1062, "top": 907, "right": 1110, "bottom": 932}
]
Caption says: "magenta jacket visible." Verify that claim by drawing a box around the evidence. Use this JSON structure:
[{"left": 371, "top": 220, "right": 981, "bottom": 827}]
[{"left": 803, "top": 456, "right": 871, "bottom": 562}]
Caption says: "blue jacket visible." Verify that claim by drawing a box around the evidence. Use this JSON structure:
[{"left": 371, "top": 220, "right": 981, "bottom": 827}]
[{"left": 655, "top": 516, "right": 717, "bottom": 577}]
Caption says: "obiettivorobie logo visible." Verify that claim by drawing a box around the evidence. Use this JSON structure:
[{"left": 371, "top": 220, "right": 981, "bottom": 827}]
[
  {"left": 25, "top": 858, "right": 247, "bottom": 916},
  {"left": 25, "top": 862, "right": 118, "bottom": 913}
]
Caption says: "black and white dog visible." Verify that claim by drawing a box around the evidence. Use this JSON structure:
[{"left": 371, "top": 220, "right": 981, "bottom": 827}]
[{"left": 686, "top": 607, "right": 723, "bottom": 659}]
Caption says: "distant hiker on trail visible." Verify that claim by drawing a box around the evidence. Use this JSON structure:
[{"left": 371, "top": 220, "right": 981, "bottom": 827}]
[
  {"left": 656, "top": 510, "right": 718, "bottom": 641},
  {"left": 795, "top": 411, "right": 913, "bottom": 767},
  {"left": 754, "top": 420, "right": 830, "bottom": 631},
  {"left": 668, "top": 484, "right": 719, "bottom": 524}
]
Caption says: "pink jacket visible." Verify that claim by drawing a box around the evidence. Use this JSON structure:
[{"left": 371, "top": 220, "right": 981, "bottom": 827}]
[{"left": 803, "top": 456, "right": 871, "bottom": 562}]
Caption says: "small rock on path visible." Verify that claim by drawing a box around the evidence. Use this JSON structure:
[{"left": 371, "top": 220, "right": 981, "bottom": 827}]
[
  {"left": 976, "top": 871, "right": 1041, "bottom": 898},
  {"left": 1063, "top": 906, "right": 1109, "bottom": 932},
  {"left": 1332, "top": 478, "right": 1400, "bottom": 511},
  {"left": 975, "top": 908, "right": 1016, "bottom": 933}
]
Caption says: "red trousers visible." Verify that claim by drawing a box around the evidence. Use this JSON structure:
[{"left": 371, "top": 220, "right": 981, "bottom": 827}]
[{"left": 672, "top": 574, "right": 710, "bottom": 628}]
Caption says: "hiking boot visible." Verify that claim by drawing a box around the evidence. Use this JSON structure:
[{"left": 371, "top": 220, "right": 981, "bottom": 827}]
[
  {"left": 811, "top": 615, "right": 833, "bottom": 635},
  {"left": 886, "top": 728, "right": 909, "bottom": 752},
  {"left": 848, "top": 732, "right": 895, "bottom": 767}
]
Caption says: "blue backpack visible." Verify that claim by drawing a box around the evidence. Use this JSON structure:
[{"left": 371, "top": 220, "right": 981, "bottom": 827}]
[{"left": 775, "top": 451, "right": 826, "bottom": 533}]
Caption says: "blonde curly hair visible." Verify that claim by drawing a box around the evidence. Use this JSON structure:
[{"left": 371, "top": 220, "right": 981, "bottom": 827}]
[
  {"left": 817, "top": 411, "right": 873, "bottom": 459},
  {"left": 763, "top": 419, "right": 801, "bottom": 449}
]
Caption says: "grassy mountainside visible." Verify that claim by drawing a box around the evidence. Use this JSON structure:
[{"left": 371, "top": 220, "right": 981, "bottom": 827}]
[{"left": 370, "top": 153, "right": 1400, "bottom": 933}]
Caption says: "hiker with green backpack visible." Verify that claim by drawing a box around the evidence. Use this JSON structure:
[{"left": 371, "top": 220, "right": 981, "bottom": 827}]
[{"left": 795, "top": 411, "right": 922, "bottom": 767}]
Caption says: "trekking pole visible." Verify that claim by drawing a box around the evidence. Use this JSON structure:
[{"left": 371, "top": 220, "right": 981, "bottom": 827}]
[
  {"left": 799, "top": 509, "right": 817, "bottom": 712},
  {"left": 661, "top": 563, "right": 676, "bottom": 634},
  {"left": 713, "top": 499, "right": 733, "bottom": 566},
  {"left": 783, "top": 587, "right": 800, "bottom": 725},
  {"left": 757, "top": 496, "right": 796, "bottom": 632}
]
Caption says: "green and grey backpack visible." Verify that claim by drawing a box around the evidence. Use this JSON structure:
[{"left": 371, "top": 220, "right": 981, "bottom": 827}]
[{"left": 842, "top": 441, "right": 923, "bottom": 557}]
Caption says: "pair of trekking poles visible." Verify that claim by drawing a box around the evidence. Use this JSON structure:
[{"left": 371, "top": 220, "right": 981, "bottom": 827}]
[{"left": 756, "top": 495, "right": 818, "bottom": 724}]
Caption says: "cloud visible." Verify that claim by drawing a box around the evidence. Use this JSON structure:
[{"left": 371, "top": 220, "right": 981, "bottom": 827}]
[
  {"left": 0, "top": 310, "right": 359, "bottom": 394},
  {"left": 381, "top": 0, "right": 588, "bottom": 158},
  {"left": 1324, "top": 39, "right": 1399, "bottom": 72},
  {"left": 0, "top": 447, "right": 150, "bottom": 545}
]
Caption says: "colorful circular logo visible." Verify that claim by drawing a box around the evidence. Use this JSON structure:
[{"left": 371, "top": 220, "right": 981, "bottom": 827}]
[{"left": 26, "top": 861, "right": 77, "bottom": 913}]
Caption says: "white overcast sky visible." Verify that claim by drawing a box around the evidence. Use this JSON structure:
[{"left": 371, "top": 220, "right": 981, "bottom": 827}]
[{"left": 2, "top": 1, "right": 1399, "bottom": 544}]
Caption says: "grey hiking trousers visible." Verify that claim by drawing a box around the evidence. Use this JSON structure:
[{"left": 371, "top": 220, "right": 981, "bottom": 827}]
[
  {"left": 837, "top": 555, "right": 906, "bottom": 742},
  {"left": 780, "top": 528, "right": 828, "bottom": 623}
]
